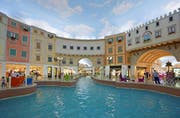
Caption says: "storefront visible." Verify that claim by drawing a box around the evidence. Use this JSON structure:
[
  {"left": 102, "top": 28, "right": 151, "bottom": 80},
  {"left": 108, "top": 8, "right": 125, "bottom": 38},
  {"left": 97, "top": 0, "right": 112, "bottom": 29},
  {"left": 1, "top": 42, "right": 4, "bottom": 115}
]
[
  {"left": 110, "top": 65, "right": 121, "bottom": 80},
  {"left": 6, "top": 64, "right": 26, "bottom": 77},
  {"left": 173, "top": 68, "right": 180, "bottom": 79},
  {"left": 44, "top": 65, "right": 61, "bottom": 79},
  {"left": 54, "top": 67, "right": 58, "bottom": 78},
  {"left": 30, "top": 65, "right": 43, "bottom": 80},
  {"left": 5, "top": 64, "right": 27, "bottom": 87},
  {"left": 63, "top": 66, "right": 77, "bottom": 75},
  {"left": 47, "top": 66, "right": 52, "bottom": 78},
  {"left": 47, "top": 66, "right": 59, "bottom": 79},
  {"left": 136, "top": 66, "right": 146, "bottom": 79}
]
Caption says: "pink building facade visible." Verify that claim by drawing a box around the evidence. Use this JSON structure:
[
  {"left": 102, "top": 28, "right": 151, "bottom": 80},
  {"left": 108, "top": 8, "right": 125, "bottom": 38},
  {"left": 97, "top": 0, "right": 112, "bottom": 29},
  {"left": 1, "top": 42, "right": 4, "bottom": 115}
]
[
  {"left": 6, "top": 18, "right": 30, "bottom": 62},
  {"left": 5, "top": 17, "right": 31, "bottom": 76}
]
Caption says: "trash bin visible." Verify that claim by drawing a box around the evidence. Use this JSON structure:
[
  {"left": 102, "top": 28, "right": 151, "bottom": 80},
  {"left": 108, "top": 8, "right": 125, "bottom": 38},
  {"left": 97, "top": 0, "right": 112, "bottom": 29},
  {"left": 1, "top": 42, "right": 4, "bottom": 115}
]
[{"left": 27, "top": 78, "right": 33, "bottom": 85}]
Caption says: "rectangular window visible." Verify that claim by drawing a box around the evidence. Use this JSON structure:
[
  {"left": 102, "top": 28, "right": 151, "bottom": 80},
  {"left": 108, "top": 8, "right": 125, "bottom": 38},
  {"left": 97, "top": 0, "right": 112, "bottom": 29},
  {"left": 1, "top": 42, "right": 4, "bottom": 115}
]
[
  {"left": 84, "top": 46, "right": 87, "bottom": 50},
  {"left": 7, "top": 31, "right": 11, "bottom": 39},
  {"left": 63, "top": 45, "right": 67, "bottom": 49},
  {"left": 90, "top": 47, "right": 94, "bottom": 50},
  {"left": 107, "top": 57, "right": 113, "bottom": 64},
  {"left": 97, "top": 46, "right": 101, "bottom": 50},
  {"left": 128, "top": 39, "right": 132, "bottom": 46},
  {"left": 48, "top": 34, "right": 53, "bottom": 38},
  {"left": 169, "top": 16, "right": 173, "bottom": 22},
  {"left": 77, "top": 46, "right": 80, "bottom": 50},
  {"left": 128, "top": 33, "right": 131, "bottom": 37},
  {"left": 118, "top": 46, "right": 122, "bottom": 52},
  {"left": 11, "top": 21, "right": 16, "bottom": 27},
  {"left": 40, "top": 32, "right": 44, "bottom": 35},
  {"left": 7, "top": 31, "right": 13, "bottom": 39},
  {"left": 145, "top": 26, "right": 148, "bottom": 30},
  {"left": 48, "top": 44, "right": 52, "bottom": 50},
  {"left": 10, "top": 49, "right": 16, "bottom": 56},
  {"left": 156, "top": 22, "right": 159, "bottom": 27},
  {"left": 22, "top": 35, "right": 28, "bottom": 43},
  {"left": 14, "top": 33, "right": 18, "bottom": 40},
  {"left": 168, "top": 25, "right": 176, "bottom": 34},
  {"left": 62, "top": 59, "right": 66, "bottom": 64},
  {"left": 22, "top": 25, "right": 30, "bottom": 31},
  {"left": 136, "top": 30, "right": 139, "bottom": 34},
  {"left": 36, "top": 42, "right": 40, "bottom": 49},
  {"left": 36, "top": 55, "right": 40, "bottom": 61},
  {"left": 34, "top": 30, "right": 37, "bottom": 33},
  {"left": 97, "top": 61, "right": 101, "bottom": 64},
  {"left": 48, "top": 57, "right": 52, "bottom": 62},
  {"left": 108, "top": 48, "right": 113, "bottom": 53},
  {"left": 108, "top": 38, "right": 113, "bottom": 43},
  {"left": 70, "top": 59, "right": 73, "bottom": 64},
  {"left": 116, "top": 36, "right": 123, "bottom": 42},
  {"left": 118, "top": 56, "right": 123, "bottom": 63},
  {"left": 135, "top": 37, "right": 140, "bottom": 44},
  {"left": 7, "top": 31, "right": 18, "bottom": 40},
  {"left": 97, "top": 58, "right": 101, "bottom": 64},
  {"left": 70, "top": 46, "right": 74, "bottom": 50},
  {"left": 21, "top": 51, "right": 27, "bottom": 58},
  {"left": 155, "top": 30, "right": 161, "bottom": 38}
]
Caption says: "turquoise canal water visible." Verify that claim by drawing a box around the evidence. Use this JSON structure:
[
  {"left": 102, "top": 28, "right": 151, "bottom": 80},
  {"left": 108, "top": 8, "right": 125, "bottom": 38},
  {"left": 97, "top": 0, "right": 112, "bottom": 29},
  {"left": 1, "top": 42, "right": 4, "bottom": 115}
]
[{"left": 0, "top": 77, "right": 180, "bottom": 118}]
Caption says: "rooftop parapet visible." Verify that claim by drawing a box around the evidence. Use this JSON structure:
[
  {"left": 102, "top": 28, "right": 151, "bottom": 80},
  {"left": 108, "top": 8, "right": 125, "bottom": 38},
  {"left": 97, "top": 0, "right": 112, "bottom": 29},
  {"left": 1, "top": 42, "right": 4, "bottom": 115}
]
[{"left": 126, "top": 8, "right": 180, "bottom": 34}]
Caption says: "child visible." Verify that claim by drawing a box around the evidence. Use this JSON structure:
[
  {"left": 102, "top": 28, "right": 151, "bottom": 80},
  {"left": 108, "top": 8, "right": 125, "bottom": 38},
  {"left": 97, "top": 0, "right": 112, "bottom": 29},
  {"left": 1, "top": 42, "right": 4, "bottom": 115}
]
[{"left": 1, "top": 76, "right": 6, "bottom": 88}]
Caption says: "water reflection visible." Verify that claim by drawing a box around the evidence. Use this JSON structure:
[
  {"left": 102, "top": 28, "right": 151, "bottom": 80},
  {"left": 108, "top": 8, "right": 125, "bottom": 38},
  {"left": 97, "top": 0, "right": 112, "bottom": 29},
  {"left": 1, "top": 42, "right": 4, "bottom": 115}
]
[
  {"left": 105, "top": 93, "right": 116, "bottom": 117},
  {"left": 1, "top": 76, "right": 179, "bottom": 118}
]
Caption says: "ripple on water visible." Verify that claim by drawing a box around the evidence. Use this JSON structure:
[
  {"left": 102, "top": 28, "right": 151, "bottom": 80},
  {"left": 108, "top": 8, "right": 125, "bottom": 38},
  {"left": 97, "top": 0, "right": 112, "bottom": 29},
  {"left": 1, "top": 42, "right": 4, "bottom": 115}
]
[{"left": 0, "top": 77, "right": 179, "bottom": 118}]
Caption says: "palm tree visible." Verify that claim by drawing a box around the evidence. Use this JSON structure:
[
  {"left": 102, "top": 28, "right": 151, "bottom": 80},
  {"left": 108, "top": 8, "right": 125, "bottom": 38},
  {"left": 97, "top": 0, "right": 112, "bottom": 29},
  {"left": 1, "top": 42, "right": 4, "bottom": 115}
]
[{"left": 166, "top": 61, "right": 172, "bottom": 72}]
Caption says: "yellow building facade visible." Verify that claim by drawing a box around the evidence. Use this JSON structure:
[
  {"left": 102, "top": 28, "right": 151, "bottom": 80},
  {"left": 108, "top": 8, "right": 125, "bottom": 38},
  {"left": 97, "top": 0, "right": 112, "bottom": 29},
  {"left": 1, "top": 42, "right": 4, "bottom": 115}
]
[
  {"left": 30, "top": 26, "right": 57, "bottom": 80},
  {"left": 104, "top": 33, "right": 129, "bottom": 79}
]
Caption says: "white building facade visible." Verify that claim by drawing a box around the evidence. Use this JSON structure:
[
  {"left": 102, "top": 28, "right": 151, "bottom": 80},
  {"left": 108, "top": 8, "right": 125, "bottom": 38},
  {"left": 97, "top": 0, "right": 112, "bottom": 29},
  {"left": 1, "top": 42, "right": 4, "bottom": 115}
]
[
  {"left": 55, "top": 37, "right": 105, "bottom": 75},
  {"left": 126, "top": 8, "right": 180, "bottom": 80}
]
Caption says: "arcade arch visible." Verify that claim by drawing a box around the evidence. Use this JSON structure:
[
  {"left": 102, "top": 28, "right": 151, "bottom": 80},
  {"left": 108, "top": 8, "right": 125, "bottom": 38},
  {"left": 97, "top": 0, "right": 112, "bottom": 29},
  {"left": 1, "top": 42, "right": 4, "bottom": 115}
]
[
  {"left": 133, "top": 49, "right": 179, "bottom": 80},
  {"left": 78, "top": 58, "right": 93, "bottom": 75}
]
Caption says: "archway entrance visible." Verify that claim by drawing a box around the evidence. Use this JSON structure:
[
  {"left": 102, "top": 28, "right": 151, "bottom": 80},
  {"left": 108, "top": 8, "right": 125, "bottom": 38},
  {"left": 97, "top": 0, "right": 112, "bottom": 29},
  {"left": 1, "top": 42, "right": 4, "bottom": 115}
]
[
  {"left": 135, "top": 49, "right": 179, "bottom": 82},
  {"left": 78, "top": 58, "right": 93, "bottom": 75}
]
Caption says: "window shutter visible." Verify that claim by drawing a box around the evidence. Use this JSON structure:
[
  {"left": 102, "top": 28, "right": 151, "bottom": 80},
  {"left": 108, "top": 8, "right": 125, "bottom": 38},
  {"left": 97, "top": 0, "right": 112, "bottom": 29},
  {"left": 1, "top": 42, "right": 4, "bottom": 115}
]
[
  {"left": 108, "top": 38, "right": 113, "bottom": 43},
  {"left": 7, "top": 31, "right": 11, "bottom": 38},
  {"left": 116, "top": 36, "right": 123, "bottom": 42},
  {"left": 15, "top": 33, "right": 18, "bottom": 39}
]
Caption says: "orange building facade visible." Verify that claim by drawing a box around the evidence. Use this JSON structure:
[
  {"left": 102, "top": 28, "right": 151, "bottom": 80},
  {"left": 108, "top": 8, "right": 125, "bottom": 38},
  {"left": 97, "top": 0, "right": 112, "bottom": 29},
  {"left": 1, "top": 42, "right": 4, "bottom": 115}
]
[
  {"left": 5, "top": 17, "right": 30, "bottom": 76},
  {"left": 6, "top": 18, "right": 30, "bottom": 62}
]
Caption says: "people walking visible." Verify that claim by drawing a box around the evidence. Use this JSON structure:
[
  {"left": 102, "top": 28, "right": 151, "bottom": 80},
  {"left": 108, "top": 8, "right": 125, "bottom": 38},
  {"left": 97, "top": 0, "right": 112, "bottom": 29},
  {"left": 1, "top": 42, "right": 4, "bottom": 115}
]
[
  {"left": 153, "top": 70, "right": 160, "bottom": 84},
  {"left": 1, "top": 76, "right": 6, "bottom": 88}
]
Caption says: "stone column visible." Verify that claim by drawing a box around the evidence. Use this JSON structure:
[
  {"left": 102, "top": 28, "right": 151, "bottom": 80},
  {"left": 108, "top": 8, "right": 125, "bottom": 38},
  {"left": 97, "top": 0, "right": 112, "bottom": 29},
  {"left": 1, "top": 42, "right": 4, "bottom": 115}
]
[
  {"left": 61, "top": 66, "right": 64, "bottom": 80},
  {"left": 105, "top": 66, "right": 110, "bottom": 79},
  {"left": 52, "top": 66, "right": 54, "bottom": 80},
  {"left": 9, "top": 76, "right": 11, "bottom": 88},
  {"left": 25, "top": 64, "right": 30, "bottom": 77},
  {"left": 55, "top": 67, "right": 58, "bottom": 80},
  {"left": 121, "top": 65, "right": 128, "bottom": 79},
  {"left": 1, "top": 62, "right": 6, "bottom": 77},
  {"left": 92, "top": 67, "right": 95, "bottom": 76},
  {"left": 43, "top": 65, "right": 48, "bottom": 80},
  {"left": 130, "top": 65, "right": 136, "bottom": 80},
  {"left": 100, "top": 66, "right": 104, "bottom": 80},
  {"left": 74, "top": 66, "right": 78, "bottom": 75}
]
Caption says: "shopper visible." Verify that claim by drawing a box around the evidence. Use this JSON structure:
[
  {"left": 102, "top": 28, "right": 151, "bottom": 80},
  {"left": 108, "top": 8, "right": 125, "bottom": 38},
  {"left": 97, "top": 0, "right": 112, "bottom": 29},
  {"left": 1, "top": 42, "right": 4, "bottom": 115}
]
[
  {"left": 153, "top": 70, "right": 160, "bottom": 84},
  {"left": 1, "top": 76, "right": 6, "bottom": 88}
]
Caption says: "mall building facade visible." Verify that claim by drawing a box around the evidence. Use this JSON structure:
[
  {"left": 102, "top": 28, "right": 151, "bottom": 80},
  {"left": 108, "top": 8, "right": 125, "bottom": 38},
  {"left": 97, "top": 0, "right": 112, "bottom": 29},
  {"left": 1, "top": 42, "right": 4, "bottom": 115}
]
[
  {"left": 0, "top": 8, "right": 180, "bottom": 80},
  {"left": 126, "top": 8, "right": 180, "bottom": 79}
]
